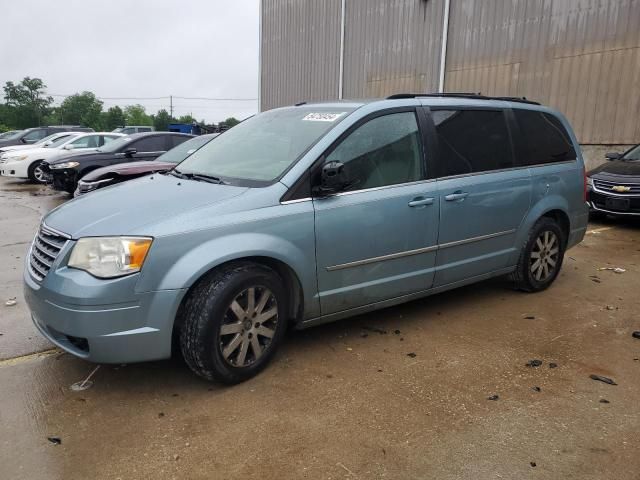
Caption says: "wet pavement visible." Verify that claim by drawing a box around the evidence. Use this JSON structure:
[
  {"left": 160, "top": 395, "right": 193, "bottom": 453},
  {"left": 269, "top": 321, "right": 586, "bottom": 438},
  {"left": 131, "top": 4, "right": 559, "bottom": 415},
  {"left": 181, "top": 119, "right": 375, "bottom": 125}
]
[
  {"left": 0, "top": 178, "right": 66, "bottom": 359},
  {"left": 1, "top": 177, "right": 639, "bottom": 479}
]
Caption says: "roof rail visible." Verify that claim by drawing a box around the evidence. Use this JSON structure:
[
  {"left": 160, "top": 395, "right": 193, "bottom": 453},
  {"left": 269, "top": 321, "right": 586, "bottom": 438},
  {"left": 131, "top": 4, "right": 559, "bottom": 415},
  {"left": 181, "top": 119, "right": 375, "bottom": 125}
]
[{"left": 386, "top": 92, "right": 540, "bottom": 105}]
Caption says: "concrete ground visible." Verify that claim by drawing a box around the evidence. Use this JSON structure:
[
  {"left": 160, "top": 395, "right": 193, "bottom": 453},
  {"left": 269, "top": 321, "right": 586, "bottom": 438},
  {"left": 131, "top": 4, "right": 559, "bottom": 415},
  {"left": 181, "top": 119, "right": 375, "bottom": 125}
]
[{"left": 1, "top": 177, "right": 639, "bottom": 480}]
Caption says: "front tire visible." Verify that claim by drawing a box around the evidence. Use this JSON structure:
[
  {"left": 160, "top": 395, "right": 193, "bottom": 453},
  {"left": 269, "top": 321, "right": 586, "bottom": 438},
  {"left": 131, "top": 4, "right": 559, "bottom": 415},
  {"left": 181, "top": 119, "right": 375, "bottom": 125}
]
[
  {"left": 179, "top": 262, "right": 288, "bottom": 384},
  {"left": 511, "top": 217, "right": 566, "bottom": 292},
  {"left": 28, "top": 160, "right": 47, "bottom": 184}
]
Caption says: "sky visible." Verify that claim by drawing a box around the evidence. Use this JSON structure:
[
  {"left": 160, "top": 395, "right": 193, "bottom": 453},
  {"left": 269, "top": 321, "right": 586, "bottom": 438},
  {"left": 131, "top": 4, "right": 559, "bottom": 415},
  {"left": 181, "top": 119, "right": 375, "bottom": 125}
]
[{"left": 0, "top": 0, "right": 259, "bottom": 123}]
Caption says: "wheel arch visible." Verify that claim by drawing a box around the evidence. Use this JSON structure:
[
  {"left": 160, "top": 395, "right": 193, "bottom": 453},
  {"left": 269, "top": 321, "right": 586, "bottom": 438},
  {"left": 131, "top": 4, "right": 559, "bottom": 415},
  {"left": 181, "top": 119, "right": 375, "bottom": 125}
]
[
  {"left": 511, "top": 195, "right": 571, "bottom": 265},
  {"left": 171, "top": 255, "right": 305, "bottom": 349}
]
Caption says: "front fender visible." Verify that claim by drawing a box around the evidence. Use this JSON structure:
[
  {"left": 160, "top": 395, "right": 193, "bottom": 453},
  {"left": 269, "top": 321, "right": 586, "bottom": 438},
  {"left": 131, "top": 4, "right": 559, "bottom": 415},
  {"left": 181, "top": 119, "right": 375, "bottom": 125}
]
[{"left": 139, "top": 231, "right": 320, "bottom": 319}]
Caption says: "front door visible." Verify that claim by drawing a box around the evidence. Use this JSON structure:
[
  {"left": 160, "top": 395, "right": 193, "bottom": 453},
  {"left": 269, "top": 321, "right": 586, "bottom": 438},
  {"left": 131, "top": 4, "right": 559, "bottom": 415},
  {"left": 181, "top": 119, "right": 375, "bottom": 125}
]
[
  {"left": 429, "top": 108, "right": 531, "bottom": 286},
  {"left": 313, "top": 109, "right": 439, "bottom": 315}
]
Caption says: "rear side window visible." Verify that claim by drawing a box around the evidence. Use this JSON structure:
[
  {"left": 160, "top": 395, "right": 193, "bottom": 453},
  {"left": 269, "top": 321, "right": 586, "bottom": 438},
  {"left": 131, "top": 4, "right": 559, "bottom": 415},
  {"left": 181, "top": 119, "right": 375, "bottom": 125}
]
[
  {"left": 432, "top": 109, "right": 513, "bottom": 177},
  {"left": 513, "top": 110, "right": 576, "bottom": 165},
  {"left": 132, "top": 136, "right": 166, "bottom": 152},
  {"left": 169, "top": 135, "right": 191, "bottom": 148}
]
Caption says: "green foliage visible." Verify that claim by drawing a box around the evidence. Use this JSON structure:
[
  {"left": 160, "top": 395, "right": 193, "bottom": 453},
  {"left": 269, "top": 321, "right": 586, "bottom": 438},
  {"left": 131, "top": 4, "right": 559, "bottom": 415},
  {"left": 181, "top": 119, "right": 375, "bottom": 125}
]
[
  {"left": 177, "top": 114, "right": 196, "bottom": 124},
  {"left": 223, "top": 117, "right": 240, "bottom": 127},
  {"left": 2, "top": 77, "right": 53, "bottom": 128},
  {"left": 124, "top": 105, "right": 153, "bottom": 126},
  {"left": 59, "top": 91, "right": 104, "bottom": 129},
  {"left": 153, "top": 109, "right": 173, "bottom": 131},
  {"left": 0, "top": 77, "right": 248, "bottom": 133},
  {"left": 0, "top": 123, "right": 10, "bottom": 133},
  {"left": 103, "top": 106, "right": 126, "bottom": 131}
]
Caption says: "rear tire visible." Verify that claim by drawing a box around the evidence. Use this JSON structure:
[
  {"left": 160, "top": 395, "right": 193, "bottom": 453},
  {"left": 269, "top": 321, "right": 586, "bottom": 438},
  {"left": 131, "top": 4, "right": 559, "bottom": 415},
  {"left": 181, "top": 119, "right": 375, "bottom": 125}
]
[
  {"left": 27, "top": 161, "right": 47, "bottom": 184},
  {"left": 179, "top": 262, "right": 288, "bottom": 384},
  {"left": 511, "top": 217, "right": 566, "bottom": 292}
]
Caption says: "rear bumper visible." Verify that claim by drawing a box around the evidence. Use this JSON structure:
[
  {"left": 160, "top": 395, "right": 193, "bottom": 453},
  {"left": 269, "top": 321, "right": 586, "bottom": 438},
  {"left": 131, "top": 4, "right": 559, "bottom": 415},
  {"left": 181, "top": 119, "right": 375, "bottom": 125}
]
[{"left": 24, "top": 262, "right": 186, "bottom": 364}]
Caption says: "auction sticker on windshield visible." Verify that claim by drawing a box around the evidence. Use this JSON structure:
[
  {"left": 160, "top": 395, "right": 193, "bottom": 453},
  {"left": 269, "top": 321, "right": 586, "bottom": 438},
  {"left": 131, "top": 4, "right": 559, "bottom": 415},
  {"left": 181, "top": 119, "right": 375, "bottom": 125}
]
[{"left": 302, "top": 112, "right": 346, "bottom": 122}]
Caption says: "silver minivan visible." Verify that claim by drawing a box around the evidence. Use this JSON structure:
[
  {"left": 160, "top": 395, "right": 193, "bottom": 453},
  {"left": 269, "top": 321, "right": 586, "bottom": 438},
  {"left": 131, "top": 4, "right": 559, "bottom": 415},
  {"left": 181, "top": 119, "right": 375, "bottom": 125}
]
[{"left": 24, "top": 94, "right": 589, "bottom": 383}]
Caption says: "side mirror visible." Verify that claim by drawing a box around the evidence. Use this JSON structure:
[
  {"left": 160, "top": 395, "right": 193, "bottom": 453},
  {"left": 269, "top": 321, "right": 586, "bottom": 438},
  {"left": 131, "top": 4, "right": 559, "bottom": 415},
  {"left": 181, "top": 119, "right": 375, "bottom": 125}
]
[
  {"left": 123, "top": 147, "right": 137, "bottom": 157},
  {"left": 316, "top": 160, "right": 349, "bottom": 195},
  {"left": 20, "top": 138, "right": 28, "bottom": 144},
  {"left": 605, "top": 152, "right": 621, "bottom": 161},
  {"left": 63, "top": 144, "right": 74, "bottom": 150}
]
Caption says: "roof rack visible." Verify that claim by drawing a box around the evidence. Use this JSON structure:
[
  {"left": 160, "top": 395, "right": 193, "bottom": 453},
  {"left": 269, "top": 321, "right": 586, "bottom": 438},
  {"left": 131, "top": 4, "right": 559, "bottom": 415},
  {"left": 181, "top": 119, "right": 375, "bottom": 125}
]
[{"left": 386, "top": 92, "right": 540, "bottom": 105}]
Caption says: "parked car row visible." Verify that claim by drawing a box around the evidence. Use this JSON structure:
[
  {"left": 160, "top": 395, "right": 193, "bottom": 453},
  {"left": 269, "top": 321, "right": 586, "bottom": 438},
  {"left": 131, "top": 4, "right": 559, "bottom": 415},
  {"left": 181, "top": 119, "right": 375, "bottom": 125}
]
[{"left": 0, "top": 130, "right": 217, "bottom": 195}]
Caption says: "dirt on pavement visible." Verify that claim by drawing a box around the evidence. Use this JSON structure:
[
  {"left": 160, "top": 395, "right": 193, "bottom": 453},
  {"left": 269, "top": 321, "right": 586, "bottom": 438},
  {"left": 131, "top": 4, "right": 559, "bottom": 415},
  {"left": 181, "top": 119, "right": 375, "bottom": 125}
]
[{"left": 1, "top": 177, "right": 639, "bottom": 479}]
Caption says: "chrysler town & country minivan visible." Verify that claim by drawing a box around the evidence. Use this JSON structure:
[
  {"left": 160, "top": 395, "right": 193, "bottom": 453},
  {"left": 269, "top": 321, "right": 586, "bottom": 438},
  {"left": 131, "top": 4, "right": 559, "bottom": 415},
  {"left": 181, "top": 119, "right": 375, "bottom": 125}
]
[{"left": 24, "top": 94, "right": 588, "bottom": 383}]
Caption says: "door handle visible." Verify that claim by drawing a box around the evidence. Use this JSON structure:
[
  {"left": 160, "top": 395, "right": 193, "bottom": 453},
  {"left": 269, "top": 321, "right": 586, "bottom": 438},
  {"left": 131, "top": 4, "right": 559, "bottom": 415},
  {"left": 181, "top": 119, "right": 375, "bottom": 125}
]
[
  {"left": 408, "top": 197, "right": 434, "bottom": 207},
  {"left": 444, "top": 191, "right": 469, "bottom": 202}
]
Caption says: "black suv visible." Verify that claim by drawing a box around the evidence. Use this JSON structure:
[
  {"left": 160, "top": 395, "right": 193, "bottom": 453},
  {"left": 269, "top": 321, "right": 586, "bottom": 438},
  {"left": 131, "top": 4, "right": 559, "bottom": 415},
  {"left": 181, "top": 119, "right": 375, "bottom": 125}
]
[
  {"left": 0, "top": 126, "right": 94, "bottom": 148},
  {"left": 45, "top": 132, "right": 193, "bottom": 193}
]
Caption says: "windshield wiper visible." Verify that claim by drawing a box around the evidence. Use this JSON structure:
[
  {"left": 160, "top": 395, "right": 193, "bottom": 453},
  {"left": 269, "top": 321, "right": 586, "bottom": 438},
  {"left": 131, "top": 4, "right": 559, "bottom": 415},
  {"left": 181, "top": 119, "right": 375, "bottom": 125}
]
[
  {"left": 187, "top": 173, "right": 227, "bottom": 184},
  {"left": 167, "top": 169, "right": 226, "bottom": 184},
  {"left": 167, "top": 169, "right": 187, "bottom": 178}
]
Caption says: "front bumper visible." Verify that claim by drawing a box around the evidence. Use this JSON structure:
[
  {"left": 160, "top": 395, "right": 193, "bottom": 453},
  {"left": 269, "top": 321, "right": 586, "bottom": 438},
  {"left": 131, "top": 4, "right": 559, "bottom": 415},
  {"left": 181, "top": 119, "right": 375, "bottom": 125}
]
[
  {"left": 588, "top": 188, "right": 640, "bottom": 216},
  {"left": 0, "top": 159, "right": 28, "bottom": 178},
  {"left": 23, "top": 248, "right": 186, "bottom": 364},
  {"left": 49, "top": 168, "right": 79, "bottom": 192}
]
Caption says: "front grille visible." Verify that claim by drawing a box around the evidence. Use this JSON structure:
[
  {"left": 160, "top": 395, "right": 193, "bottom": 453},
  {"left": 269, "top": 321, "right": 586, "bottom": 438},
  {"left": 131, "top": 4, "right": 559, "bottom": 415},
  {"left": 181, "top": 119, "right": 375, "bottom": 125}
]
[
  {"left": 29, "top": 224, "right": 69, "bottom": 281},
  {"left": 593, "top": 178, "right": 640, "bottom": 195}
]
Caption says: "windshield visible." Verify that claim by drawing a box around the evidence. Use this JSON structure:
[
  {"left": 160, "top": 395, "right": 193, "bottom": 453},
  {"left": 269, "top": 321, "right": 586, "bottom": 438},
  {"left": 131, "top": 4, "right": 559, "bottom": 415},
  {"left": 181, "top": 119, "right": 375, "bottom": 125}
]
[
  {"left": 48, "top": 134, "right": 77, "bottom": 148},
  {"left": 34, "top": 133, "right": 61, "bottom": 145},
  {"left": 158, "top": 135, "right": 216, "bottom": 164},
  {"left": 1, "top": 130, "right": 24, "bottom": 140},
  {"left": 623, "top": 145, "right": 640, "bottom": 161},
  {"left": 176, "top": 107, "right": 355, "bottom": 182},
  {"left": 97, "top": 136, "right": 132, "bottom": 153}
]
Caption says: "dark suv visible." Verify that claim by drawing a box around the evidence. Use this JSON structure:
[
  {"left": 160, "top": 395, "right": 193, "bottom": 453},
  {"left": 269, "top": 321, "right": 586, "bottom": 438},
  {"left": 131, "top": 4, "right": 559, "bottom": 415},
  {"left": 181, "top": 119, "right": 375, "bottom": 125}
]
[
  {"left": 0, "top": 126, "right": 94, "bottom": 148},
  {"left": 45, "top": 132, "right": 193, "bottom": 193}
]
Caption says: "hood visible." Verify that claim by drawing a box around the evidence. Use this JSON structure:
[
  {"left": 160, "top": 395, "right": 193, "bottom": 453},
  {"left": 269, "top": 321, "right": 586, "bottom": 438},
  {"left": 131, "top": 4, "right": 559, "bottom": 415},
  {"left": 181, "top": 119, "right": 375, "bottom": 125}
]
[
  {"left": 0, "top": 144, "right": 33, "bottom": 153},
  {"left": 589, "top": 160, "right": 640, "bottom": 178},
  {"left": 82, "top": 161, "right": 174, "bottom": 181},
  {"left": 2, "top": 146, "right": 51, "bottom": 159},
  {"left": 47, "top": 150, "right": 110, "bottom": 165},
  {"left": 44, "top": 174, "right": 248, "bottom": 238}
]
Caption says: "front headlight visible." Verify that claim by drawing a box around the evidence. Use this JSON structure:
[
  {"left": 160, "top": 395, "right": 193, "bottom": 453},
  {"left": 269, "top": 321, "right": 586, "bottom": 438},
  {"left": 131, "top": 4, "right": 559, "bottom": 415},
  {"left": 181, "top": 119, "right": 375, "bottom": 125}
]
[
  {"left": 586, "top": 176, "right": 593, "bottom": 187},
  {"left": 68, "top": 236, "right": 153, "bottom": 278},
  {"left": 6, "top": 154, "right": 28, "bottom": 161},
  {"left": 50, "top": 161, "right": 80, "bottom": 170}
]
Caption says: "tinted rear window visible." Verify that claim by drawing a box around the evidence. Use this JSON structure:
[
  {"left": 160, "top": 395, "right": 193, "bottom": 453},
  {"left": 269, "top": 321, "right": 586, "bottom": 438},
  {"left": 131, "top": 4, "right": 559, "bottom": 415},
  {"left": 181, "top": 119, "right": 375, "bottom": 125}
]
[
  {"left": 432, "top": 109, "right": 513, "bottom": 177},
  {"left": 514, "top": 110, "right": 576, "bottom": 165}
]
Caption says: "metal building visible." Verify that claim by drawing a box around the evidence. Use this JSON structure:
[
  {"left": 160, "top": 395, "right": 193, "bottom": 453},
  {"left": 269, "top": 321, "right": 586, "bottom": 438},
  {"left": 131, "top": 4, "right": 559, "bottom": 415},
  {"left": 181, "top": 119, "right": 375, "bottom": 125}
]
[{"left": 260, "top": 0, "right": 640, "bottom": 161}]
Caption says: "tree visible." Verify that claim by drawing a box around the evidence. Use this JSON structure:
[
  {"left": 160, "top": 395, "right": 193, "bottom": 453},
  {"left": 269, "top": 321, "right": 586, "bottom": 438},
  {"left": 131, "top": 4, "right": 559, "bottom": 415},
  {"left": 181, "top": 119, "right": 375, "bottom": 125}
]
[
  {"left": 3, "top": 77, "right": 53, "bottom": 128},
  {"left": 59, "top": 92, "right": 103, "bottom": 129},
  {"left": 103, "top": 106, "right": 126, "bottom": 130},
  {"left": 224, "top": 117, "right": 240, "bottom": 127},
  {"left": 177, "top": 114, "right": 197, "bottom": 124},
  {"left": 124, "top": 105, "right": 153, "bottom": 126},
  {"left": 153, "top": 109, "right": 173, "bottom": 131}
]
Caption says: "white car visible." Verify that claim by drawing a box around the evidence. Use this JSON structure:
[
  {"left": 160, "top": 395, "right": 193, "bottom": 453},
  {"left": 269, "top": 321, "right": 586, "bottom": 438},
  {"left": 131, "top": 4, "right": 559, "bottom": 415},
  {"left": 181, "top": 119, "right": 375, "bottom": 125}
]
[
  {"left": 0, "top": 131, "right": 81, "bottom": 155},
  {"left": 0, "top": 132, "right": 124, "bottom": 183}
]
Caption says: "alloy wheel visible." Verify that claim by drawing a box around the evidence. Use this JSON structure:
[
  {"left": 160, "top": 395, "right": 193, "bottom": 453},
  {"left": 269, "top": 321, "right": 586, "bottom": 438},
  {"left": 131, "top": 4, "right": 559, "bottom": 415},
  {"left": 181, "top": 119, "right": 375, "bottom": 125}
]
[
  {"left": 530, "top": 230, "right": 559, "bottom": 281},
  {"left": 33, "top": 163, "right": 46, "bottom": 183},
  {"left": 218, "top": 286, "right": 278, "bottom": 367}
]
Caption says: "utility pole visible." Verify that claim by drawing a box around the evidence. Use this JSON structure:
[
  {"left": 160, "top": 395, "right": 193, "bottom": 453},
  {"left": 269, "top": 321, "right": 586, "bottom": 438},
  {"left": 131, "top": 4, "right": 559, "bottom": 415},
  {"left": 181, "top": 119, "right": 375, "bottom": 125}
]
[{"left": 169, "top": 95, "right": 173, "bottom": 120}]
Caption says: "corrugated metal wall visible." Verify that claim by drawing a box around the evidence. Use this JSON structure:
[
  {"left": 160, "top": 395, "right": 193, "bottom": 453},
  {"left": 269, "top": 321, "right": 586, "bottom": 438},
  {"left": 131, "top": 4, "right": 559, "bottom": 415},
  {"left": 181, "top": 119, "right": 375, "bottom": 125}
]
[
  {"left": 341, "top": 0, "right": 444, "bottom": 98},
  {"left": 261, "top": 0, "right": 640, "bottom": 144},
  {"left": 445, "top": 0, "right": 640, "bottom": 144},
  {"left": 261, "top": 0, "right": 342, "bottom": 110}
]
